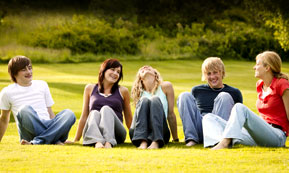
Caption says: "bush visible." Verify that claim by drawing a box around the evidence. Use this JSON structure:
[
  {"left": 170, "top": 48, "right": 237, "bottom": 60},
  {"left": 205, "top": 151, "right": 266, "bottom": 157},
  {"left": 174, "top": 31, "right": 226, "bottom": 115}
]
[{"left": 25, "top": 15, "right": 139, "bottom": 55}]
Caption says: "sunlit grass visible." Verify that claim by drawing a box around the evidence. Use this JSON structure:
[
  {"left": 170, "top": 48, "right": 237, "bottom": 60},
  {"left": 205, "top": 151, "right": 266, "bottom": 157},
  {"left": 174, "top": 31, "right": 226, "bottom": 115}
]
[{"left": 0, "top": 60, "right": 289, "bottom": 172}]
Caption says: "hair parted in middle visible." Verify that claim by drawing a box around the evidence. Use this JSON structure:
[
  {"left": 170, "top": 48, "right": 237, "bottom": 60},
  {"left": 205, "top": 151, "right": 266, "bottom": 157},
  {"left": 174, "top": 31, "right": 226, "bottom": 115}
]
[
  {"left": 98, "top": 58, "right": 123, "bottom": 93},
  {"left": 201, "top": 57, "right": 225, "bottom": 81},
  {"left": 131, "top": 65, "right": 163, "bottom": 106}
]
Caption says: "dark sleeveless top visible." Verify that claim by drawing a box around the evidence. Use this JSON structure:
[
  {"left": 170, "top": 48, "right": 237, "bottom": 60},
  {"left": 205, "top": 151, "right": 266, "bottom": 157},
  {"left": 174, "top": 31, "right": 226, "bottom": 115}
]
[{"left": 89, "top": 84, "right": 124, "bottom": 122}]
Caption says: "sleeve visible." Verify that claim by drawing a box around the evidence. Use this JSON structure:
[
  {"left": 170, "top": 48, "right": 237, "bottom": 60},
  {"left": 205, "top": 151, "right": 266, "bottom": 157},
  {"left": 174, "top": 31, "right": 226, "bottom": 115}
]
[
  {"left": 43, "top": 81, "right": 54, "bottom": 107},
  {"left": 0, "top": 88, "right": 11, "bottom": 110},
  {"left": 235, "top": 89, "right": 243, "bottom": 104},
  {"left": 277, "top": 79, "right": 289, "bottom": 96}
]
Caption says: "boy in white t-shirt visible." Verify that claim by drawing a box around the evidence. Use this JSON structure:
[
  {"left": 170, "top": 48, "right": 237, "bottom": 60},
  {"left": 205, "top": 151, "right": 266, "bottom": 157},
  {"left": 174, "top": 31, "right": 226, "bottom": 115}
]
[{"left": 0, "top": 56, "right": 76, "bottom": 145}]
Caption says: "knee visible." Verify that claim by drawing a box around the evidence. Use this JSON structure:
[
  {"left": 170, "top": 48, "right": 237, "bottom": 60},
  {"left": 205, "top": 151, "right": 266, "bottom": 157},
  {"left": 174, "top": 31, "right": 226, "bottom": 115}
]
[
  {"left": 100, "top": 105, "right": 113, "bottom": 114},
  {"left": 216, "top": 92, "right": 233, "bottom": 102},
  {"left": 17, "top": 105, "right": 34, "bottom": 119},
  {"left": 100, "top": 106, "right": 115, "bottom": 119},
  {"left": 178, "top": 92, "right": 192, "bottom": 101},
  {"left": 150, "top": 96, "right": 161, "bottom": 104},
  {"left": 61, "top": 109, "right": 76, "bottom": 124},
  {"left": 233, "top": 103, "right": 246, "bottom": 112},
  {"left": 202, "top": 113, "right": 216, "bottom": 121},
  {"left": 178, "top": 92, "right": 194, "bottom": 104},
  {"left": 138, "top": 97, "right": 150, "bottom": 107}
]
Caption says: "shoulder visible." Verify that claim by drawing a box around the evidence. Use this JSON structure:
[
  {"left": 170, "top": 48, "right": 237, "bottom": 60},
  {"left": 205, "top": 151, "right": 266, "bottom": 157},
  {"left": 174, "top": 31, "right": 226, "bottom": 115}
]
[
  {"left": 119, "top": 86, "right": 129, "bottom": 93},
  {"left": 84, "top": 84, "right": 95, "bottom": 93},
  {"left": 0, "top": 86, "right": 10, "bottom": 97},
  {"left": 192, "top": 84, "right": 208, "bottom": 92},
  {"left": 33, "top": 80, "right": 47, "bottom": 85},
  {"left": 161, "top": 81, "right": 173, "bottom": 91},
  {"left": 161, "top": 81, "right": 173, "bottom": 88},
  {"left": 32, "top": 80, "right": 49, "bottom": 88},
  {"left": 160, "top": 81, "right": 174, "bottom": 96},
  {"left": 224, "top": 84, "right": 240, "bottom": 92},
  {"left": 275, "top": 78, "right": 289, "bottom": 85},
  {"left": 0, "top": 84, "right": 16, "bottom": 94}
]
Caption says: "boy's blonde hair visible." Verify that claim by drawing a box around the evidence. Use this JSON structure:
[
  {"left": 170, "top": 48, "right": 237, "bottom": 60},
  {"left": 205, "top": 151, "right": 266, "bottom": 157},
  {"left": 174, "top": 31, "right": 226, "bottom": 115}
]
[{"left": 201, "top": 57, "right": 225, "bottom": 81}]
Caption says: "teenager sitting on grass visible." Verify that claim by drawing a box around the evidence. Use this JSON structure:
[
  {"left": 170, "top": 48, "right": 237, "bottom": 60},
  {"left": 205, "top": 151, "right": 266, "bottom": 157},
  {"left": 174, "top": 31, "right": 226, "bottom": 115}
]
[
  {"left": 129, "top": 66, "right": 179, "bottom": 149},
  {"left": 203, "top": 51, "right": 289, "bottom": 149},
  {"left": 177, "top": 57, "right": 243, "bottom": 147},
  {"left": 0, "top": 55, "right": 76, "bottom": 145},
  {"left": 73, "top": 59, "right": 132, "bottom": 148}
]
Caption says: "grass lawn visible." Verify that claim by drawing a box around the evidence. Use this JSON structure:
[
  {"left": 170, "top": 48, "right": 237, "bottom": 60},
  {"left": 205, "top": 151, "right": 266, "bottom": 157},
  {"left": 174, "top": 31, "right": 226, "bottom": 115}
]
[{"left": 0, "top": 60, "right": 289, "bottom": 172}]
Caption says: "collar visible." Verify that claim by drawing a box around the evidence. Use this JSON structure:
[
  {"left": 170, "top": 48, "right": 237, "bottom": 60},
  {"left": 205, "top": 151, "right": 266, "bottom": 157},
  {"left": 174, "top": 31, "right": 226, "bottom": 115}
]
[{"left": 256, "top": 77, "right": 277, "bottom": 93}]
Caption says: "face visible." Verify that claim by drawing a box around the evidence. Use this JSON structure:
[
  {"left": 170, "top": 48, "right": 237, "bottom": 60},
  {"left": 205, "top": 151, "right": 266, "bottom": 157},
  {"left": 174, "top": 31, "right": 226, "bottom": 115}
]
[
  {"left": 253, "top": 58, "right": 268, "bottom": 79},
  {"left": 139, "top": 66, "right": 155, "bottom": 79},
  {"left": 103, "top": 66, "right": 121, "bottom": 84},
  {"left": 15, "top": 64, "right": 33, "bottom": 86},
  {"left": 206, "top": 70, "right": 223, "bottom": 88}
]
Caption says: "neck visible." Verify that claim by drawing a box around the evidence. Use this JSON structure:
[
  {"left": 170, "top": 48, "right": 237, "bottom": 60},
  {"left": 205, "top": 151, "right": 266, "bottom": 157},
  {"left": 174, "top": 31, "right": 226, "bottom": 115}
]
[
  {"left": 142, "top": 76, "right": 156, "bottom": 93},
  {"left": 262, "top": 74, "right": 274, "bottom": 88},
  {"left": 17, "top": 81, "right": 32, "bottom": 87},
  {"left": 102, "top": 82, "right": 114, "bottom": 94}
]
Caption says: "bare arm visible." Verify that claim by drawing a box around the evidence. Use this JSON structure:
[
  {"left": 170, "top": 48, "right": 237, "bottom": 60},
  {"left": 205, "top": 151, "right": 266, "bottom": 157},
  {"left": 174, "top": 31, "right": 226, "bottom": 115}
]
[
  {"left": 162, "top": 81, "right": 179, "bottom": 141},
  {"left": 120, "top": 86, "right": 132, "bottom": 129},
  {"left": 47, "top": 107, "right": 55, "bottom": 119},
  {"left": 282, "top": 89, "right": 289, "bottom": 121},
  {"left": 0, "top": 110, "right": 11, "bottom": 142},
  {"left": 73, "top": 84, "right": 94, "bottom": 142}
]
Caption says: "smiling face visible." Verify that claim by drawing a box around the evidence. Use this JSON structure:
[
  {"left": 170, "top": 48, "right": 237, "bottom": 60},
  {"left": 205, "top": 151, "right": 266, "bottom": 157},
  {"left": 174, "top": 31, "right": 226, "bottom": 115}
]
[
  {"left": 205, "top": 70, "right": 223, "bottom": 88},
  {"left": 103, "top": 66, "right": 121, "bottom": 84},
  {"left": 15, "top": 64, "right": 33, "bottom": 86}
]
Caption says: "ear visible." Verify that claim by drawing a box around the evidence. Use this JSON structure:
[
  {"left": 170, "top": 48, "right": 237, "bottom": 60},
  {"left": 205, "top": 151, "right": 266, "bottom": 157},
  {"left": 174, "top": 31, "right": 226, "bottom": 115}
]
[{"left": 265, "top": 65, "right": 271, "bottom": 72}]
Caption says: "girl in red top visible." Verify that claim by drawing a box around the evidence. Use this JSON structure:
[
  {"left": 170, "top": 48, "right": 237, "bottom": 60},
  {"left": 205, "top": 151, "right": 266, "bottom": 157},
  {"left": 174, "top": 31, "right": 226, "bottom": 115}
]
[{"left": 203, "top": 51, "right": 289, "bottom": 149}]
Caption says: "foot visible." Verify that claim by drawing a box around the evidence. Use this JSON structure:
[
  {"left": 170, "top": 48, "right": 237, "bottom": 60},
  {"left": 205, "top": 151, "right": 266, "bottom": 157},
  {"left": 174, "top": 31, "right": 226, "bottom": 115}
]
[
  {"left": 211, "top": 138, "right": 232, "bottom": 150},
  {"left": 56, "top": 141, "right": 64, "bottom": 145},
  {"left": 148, "top": 141, "right": 159, "bottom": 149},
  {"left": 20, "top": 139, "right": 32, "bottom": 145},
  {"left": 186, "top": 140, "right": 197, "bottom": 147},
  {"left": 138, "top": 141, "right": 148, "bottom": 149},
  {"left": 95, "top": 142, "right": 104, "bottom": 148},
  {"left": 104, "top": 142, "right": 112, "bottom": 149}
]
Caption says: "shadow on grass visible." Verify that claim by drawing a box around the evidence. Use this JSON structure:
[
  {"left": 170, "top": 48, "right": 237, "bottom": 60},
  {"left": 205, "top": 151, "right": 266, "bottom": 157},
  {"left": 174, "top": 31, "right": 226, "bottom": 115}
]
[{"left": 47, "top": 82, "right": 86, "bottom": 94}]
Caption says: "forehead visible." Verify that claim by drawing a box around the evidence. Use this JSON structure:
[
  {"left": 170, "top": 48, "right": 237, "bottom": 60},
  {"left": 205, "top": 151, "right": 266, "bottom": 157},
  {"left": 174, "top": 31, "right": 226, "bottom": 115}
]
[
  {"left": 108, "top": 66, "right": 121, "bottom": 70},
  {"left": 206, "top": 70, "right": 220, "bottom": 74}
]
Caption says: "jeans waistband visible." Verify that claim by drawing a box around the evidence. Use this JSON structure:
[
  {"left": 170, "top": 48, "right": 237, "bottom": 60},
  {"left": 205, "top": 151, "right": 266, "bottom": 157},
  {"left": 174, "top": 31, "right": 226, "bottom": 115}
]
[{"left": 269, "top": 123, "right": 286, "bottom": 135}]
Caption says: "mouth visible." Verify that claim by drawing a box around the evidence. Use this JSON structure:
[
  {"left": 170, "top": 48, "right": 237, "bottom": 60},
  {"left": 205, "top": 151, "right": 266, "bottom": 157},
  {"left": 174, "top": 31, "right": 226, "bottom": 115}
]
[{"left": 25, "top": 75, "right": 32, "bottom": 78}]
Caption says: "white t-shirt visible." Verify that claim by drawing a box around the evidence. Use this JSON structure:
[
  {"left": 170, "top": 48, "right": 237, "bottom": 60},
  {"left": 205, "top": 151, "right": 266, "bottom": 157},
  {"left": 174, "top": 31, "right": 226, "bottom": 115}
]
[{"left": 0, "top": 80, "right": 54, "bottom": 121}]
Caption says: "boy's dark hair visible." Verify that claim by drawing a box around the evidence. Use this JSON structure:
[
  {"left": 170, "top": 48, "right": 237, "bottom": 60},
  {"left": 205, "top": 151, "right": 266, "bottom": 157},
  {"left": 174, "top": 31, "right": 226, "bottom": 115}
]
[{"left": 8, "top": 56, "right": 31, "bottom": 83}]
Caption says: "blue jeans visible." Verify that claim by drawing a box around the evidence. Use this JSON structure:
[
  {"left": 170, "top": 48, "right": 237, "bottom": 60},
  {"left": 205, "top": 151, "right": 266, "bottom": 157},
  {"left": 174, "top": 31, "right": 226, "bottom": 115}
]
[
  {"left": 16, "top": 105, "right": 76, "bottom": 144},
  {"left": 177, "top": 92, "right": 234, "bottom": 143},
  {"left": 203, "top": 103, "right": 287, "bottom": 147}
]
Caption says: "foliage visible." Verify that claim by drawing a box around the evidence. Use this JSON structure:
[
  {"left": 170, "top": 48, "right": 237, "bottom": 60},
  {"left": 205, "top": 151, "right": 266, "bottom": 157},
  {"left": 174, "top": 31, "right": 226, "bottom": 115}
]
[
  {"left": 25, "top": 15, "right": 139, "bottom": 55},
  {"left": 1, "top": 1, "right": 289, "bottom": 62}
]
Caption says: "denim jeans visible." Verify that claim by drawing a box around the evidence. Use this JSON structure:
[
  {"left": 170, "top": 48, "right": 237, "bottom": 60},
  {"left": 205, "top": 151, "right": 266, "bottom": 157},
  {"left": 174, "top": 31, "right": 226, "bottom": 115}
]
[
  {"left": 177, "top": 92, "right": 234, "bottom": 143},
  {"left": 129, "top": 96, "right": 170, "bottom": 148},
  {"left": 203, "top": 103, "right": 287, "bottom": 147},
  {"left": 16, "top": 105, "right": 76, "bottom": 144},
  {"left": 82, "top": 106, "right": 126, "bottom": 146}
]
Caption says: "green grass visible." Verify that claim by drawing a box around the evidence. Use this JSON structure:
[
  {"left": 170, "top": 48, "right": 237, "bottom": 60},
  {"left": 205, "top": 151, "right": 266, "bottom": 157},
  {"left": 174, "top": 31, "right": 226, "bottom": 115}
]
[{"left": 1, "top": 60, "right": 289, "bottom": 172}]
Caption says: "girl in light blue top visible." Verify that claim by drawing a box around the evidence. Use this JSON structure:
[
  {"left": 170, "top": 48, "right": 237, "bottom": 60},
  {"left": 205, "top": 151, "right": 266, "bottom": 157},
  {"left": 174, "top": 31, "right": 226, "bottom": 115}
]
[{"left": 129, "top": 66, "right": 179, "bottom": 149}]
